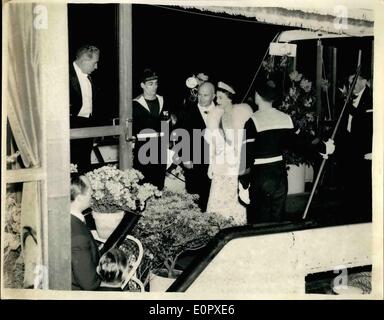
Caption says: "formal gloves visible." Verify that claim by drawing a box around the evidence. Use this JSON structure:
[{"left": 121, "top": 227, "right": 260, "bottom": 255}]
[
  {"left": 320, "top": 138, "right": 335, "bottom": 159},
  {"left": 238, "top": 183, "right": 250, "bottom": 205},
  {"left": 208, "top": 164, "right": 213, "bottom": 179}
]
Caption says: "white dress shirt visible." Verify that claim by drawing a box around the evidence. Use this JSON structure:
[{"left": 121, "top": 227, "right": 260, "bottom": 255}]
[
  {"left": 198, "top": 102, "right": 215, "bottom": 125},
  {"left": 73, "top": 61, "right": 93, "bottom": 118}
]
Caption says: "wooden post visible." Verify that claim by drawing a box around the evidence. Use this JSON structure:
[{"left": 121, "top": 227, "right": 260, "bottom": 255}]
[
  {"left": 119, "top": 4, "right": 133, "bottom": 170},
  {"left": 315, "top": 40, "right": 323, "bottom": 128},
  {"left": 42, "top": 3, "right": 71, "bottom": 289}
]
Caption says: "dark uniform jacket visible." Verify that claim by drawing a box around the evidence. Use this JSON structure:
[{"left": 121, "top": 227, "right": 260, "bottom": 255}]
[
  {"left": 241, "top": 107, "right": 325, "bottom": 186},
  {"left": 132, "top": 94, "right": 170, "bottom": 189},
  {"left": 71, "top": 214, "right": 101, "bottom": 290}
]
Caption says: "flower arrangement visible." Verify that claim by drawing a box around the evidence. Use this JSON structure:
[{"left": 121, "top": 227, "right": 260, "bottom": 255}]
[
  {"left": 4, "top": 191, "right": 24, "bottom": 288},
  {"left": 277, "top": 70, "right": 317, "bottom": 165},
  {"left": 262, "top": 55, "right": 317, "bottom": 165},
  {"left": 85, "top": 165, "right": 161, "bottom": 213},
  {"left": 126, "top": 189, "right": 235, "bottom": 286}
]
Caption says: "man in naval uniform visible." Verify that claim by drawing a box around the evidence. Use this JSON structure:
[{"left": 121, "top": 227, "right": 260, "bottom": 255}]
[
  {"left": 239, "top": 79, "right": 334, "bottom": 224},
  {"left": 132, "top": 68, "right": 170, "bottom": 190}
]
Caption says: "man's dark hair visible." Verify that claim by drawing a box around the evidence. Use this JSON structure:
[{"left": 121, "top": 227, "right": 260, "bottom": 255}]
[
  {"left": 70, "top": 173, "right": 89, "bottom": 201},
  {"left": 76, "top": 45, "right": 100, "bottom": 60},
  {"left": 256, "top": 79, "right": 279, "bottom": 102}
]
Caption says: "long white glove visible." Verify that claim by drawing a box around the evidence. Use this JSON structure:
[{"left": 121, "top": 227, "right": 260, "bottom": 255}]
[
  {"left": 238, "top": 183, "right": 250, "bottom": 205},
  {"left": 208, "top": 164, "right": 213, "bottom": 179},
  {"left": 320, "top": 138, "right": 335, "bottom": 159},
  {"left": 166, "top": 148, "right": 176, "bottom": 170}
]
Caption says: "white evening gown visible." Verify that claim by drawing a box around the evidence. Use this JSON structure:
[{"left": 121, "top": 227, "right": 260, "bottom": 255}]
[{"left": 205, "top": 104, "right": 253, "bottom": 225}]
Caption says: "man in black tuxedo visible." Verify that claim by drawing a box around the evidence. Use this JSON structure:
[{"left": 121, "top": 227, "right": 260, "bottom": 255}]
[
  {"left": 132, "top": 68, "right": 171, "bottom": 190},
  {"left": 69, "top": 45, "right": 100, "bottom": 173},
  {"left": 336, "top": 69, "right": 373, "bottom": 222},
  {"left": 177, "top": 82, "right": 216, "bottom": 212},
  {"left": 70, "top": 174, "right": 101, "bottom": 290}
]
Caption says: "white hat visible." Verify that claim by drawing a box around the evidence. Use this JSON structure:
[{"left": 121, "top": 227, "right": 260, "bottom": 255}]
[{"left": 218, "top": 81, "right": 235, "bottom": 94}]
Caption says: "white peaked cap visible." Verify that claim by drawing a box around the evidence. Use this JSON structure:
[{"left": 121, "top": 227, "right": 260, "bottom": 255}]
[{"left": 218, "top": 81, "right": 236, "bottom": 94}]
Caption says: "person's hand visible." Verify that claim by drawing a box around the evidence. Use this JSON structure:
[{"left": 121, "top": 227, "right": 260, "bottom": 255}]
[
  {"left": 208, "top": 164, "right": 213, "bottom": 179},
  {"left": 238, "top": 183, "right": 250, "bottom": 205},
  {"left": 320, "top": 139, "right": 335, "bottom": 159},
  {"left": 324, "top": 138, "right": 335, "bottom": 154},
  {"left": 170, "top": 113, "right": 177, "bottom": 126},
  {"left": 364, "top": 153, "right": 372, "bottom": 160},
  {"left": 166, "top": 149, "right": 176, "bottom": 170},
  {"left": 183, "top": 161, "right": 193, "bottom": 170}
]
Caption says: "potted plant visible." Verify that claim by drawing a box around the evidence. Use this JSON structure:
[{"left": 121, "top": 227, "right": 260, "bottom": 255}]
[
  {"left": 85, "top": 165, "right": 161, "bottom": 239},
  {"left": 262, "top": 56, "right": 317, "bottom": 193},
  {"left": 125, "top": 189, "right": 235, "bottom": 291}
]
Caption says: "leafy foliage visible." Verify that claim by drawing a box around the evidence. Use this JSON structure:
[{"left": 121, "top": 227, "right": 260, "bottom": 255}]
[
  {"left": 127, "top": 189, "right": 235, "bottom": 283},
  {"left": 263, "top": 55, "right": 317, "bottom": 165}
]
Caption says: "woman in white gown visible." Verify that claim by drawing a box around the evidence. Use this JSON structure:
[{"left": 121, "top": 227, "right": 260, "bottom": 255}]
[{"left": 205, "top": 81, "right": 253, "bottom": 225}]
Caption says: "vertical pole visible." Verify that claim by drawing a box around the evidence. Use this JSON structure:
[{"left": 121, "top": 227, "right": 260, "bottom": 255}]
[
  {"left": 315, "top": 39, "right": 323, "bottom": 128},
  {"left": 292, "top": 55, "right": 297, "bottom": 72},
  {"left": 357, "top": 50, "right": 362, "bottom": 66},
  {"left": 119, "top": 4, "right": 132, "bottom": 170},
  {"left": 43, "top": 4, "right": 71, "bottom": 289},
  {"left": 371, "top": 38, "right": 374, "bottom": 85},
  {"left": 331, "top": 47, "right": 337, "bottom": 118}
]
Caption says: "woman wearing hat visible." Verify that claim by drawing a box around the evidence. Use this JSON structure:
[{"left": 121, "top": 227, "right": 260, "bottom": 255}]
[{"left": 204, "top": 81, "right": 253, "bottom": 225}]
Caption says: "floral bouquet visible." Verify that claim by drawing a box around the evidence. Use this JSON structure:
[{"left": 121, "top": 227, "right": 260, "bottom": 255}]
[
  {"left": 277, "top": 71, "right": 317, "bottom": 165},
  {"left": 262, "top": 55, "right": 317, "bottom": 165},
  {"left": 85, "top": 165, "right": 162, "bottom": 213}
]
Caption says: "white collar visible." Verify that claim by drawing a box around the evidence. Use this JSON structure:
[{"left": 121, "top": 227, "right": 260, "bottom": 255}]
[
  {"left": 73, "top": 61, "right": 88, "bottom": 78},
  {"left": 198, "top": 102, "right": 215, "bottom": 110},
  {"left": 134, "top": 94, "right": 164, "bottom": 113},
  {"left": 71, "top": 211, "right": 85, "bottom": 223},
  {"left": 352, "top": 86, "right": 365, "bottom": 107}
]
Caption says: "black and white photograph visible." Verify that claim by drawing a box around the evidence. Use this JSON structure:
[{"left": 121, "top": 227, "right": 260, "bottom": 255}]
[{"left": 2, "top": 0, "right": 383, "bottom": 300}]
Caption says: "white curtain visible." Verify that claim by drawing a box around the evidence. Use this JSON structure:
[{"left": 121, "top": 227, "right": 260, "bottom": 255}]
[{"left": 5, "top": 3, "right": 44, "bottom": 288}]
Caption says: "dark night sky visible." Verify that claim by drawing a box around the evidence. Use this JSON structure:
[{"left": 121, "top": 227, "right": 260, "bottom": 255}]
[
  {"left": 68, "top": 4, "right": 372, "bottom": 123},
  {"left": 68, "top": 4, "right": 292, "bottom": 121},
  {"left": 131, "top": 5, "right": 291, "bottom": 104}
]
